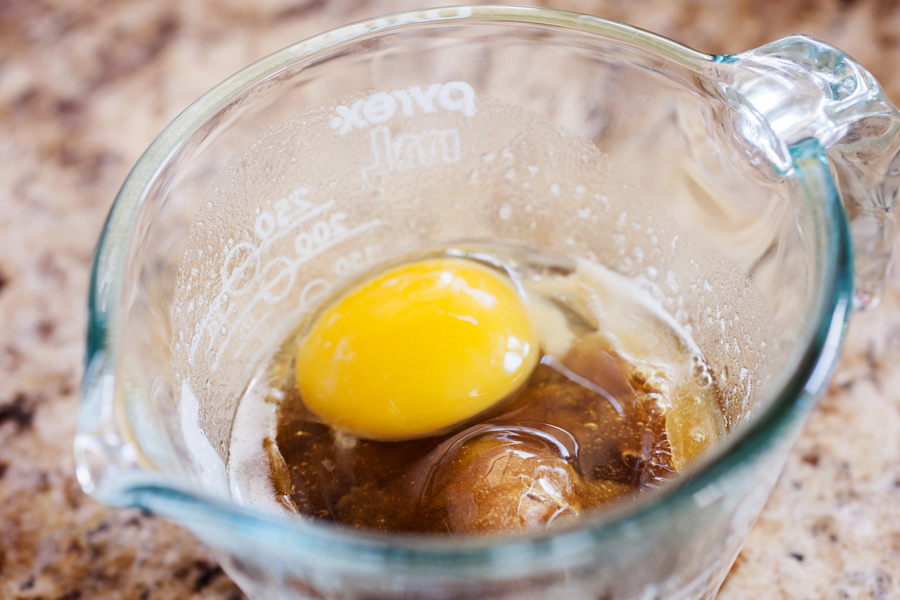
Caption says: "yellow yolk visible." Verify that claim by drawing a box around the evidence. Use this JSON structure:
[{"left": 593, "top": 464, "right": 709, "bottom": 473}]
[{"left": 295, "top": 258, "right": 538, "bottom": 440}]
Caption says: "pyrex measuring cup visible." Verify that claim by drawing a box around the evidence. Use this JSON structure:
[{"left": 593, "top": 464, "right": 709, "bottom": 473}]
[{"left": 77, "top": 6, "right": 900, "bottom": 600}]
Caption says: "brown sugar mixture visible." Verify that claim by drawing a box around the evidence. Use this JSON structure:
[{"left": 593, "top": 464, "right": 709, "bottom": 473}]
[{"left": 262, "top": 250, "right": 725, "bottom": 535}]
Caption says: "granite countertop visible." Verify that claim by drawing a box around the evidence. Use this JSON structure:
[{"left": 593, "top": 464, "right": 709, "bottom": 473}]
[{"left": 1, "top": 0, "right": 899, "bottom": 598}]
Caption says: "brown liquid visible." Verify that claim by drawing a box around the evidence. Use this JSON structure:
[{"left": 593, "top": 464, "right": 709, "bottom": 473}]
[
  {"left": 262, "top": 251, "right": 724, "bottom": 535},
  {"left": 271, "top": 335, "right": 702, "bottom": 534}
]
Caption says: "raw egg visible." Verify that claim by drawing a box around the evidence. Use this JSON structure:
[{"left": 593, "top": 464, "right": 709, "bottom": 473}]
[{"left": 295, "top": 257, "right": 538, "bottom": 440}]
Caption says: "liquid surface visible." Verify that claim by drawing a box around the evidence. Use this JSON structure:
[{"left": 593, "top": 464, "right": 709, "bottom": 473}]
[{"left": 235, "top": 246, "right": 726, "bottom": 535}]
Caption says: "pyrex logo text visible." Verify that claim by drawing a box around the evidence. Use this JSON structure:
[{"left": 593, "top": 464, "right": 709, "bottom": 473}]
[{"left": 329, "top": 81, "right": 476, "bottom": 135}]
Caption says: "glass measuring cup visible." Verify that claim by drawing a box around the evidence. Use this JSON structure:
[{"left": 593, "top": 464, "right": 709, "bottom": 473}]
[{"left": 76, "top": 6, "right": 900, "bottom": 600}]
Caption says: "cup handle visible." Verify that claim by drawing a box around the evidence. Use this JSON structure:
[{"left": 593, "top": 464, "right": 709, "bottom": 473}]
[{"left": 714, "top": 35, "right": 900, "bottom": 309}]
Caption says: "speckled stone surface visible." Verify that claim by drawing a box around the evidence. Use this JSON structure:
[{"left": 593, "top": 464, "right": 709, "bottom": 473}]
[{"left": 1, "top": 0, "right": 899, "bottom": 598}]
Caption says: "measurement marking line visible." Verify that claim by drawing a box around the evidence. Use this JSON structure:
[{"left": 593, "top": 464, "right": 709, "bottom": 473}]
[
  {"left": 209, "top": 219, "right": 383, "bottom": 372},
  {"left": 192, "top": 201, "right": 335, "bottom": 366},
  {"left": 257, "top": 201, "right": 335, "bottom": 254}
]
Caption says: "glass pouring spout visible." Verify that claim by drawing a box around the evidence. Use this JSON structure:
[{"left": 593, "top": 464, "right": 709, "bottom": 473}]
[{"left": 712, "top": 35, "right": 900, "bottom": 309}]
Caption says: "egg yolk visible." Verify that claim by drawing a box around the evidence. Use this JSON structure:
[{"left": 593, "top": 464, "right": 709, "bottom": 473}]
[{"left": 295, "top": 258, "right": 538, "bottom": 440}]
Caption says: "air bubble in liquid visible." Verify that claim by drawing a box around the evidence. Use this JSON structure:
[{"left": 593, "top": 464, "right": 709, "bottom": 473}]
[
  {"left": 333, "top": 431, "right": 358, "bottom": 450},
  {"left": 621, "top": 449, "right": 645, "bottom": 469},
  {"left": 631, "top": 365, "right": 654, "bottom": 385},
  {"left": 643, "top": 376, "right": 670, "bottom": 397},
  {"left": 637, "top": 393, "right": 671, "bottom": 418}
]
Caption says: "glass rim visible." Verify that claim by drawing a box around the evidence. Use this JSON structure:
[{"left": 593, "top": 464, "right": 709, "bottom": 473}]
[{"left": 83, "top": 4, "right": 854, "bottom": 570}]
